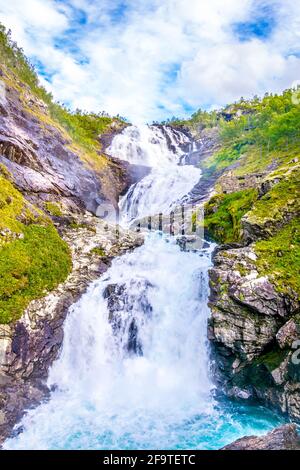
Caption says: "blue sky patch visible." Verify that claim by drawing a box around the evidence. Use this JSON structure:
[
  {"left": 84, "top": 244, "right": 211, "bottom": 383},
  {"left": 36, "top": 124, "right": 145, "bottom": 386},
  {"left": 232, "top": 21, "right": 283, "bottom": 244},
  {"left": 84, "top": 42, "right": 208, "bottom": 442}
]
[
  {"left": 164, "top": 64, "right": 181, "bottom": 83},
  {"left": 110, "top": 2, "right": 129, "bottom": 24},
  {"left": 233, "top": 5, "right": 276, "bottom": 41}
]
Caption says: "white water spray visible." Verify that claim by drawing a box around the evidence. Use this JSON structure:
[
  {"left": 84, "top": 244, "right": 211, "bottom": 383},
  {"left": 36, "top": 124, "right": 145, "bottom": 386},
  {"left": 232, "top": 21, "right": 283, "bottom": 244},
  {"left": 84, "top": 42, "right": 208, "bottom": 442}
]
[
  {"left": 108, "top": 125, "right": 201, "bottom": 223},
  {"left": 5, "top": 235, "right": 215, "bottom": 450},
  {"left": 4, "top": 125, "right": 281, "bottom": 450}
]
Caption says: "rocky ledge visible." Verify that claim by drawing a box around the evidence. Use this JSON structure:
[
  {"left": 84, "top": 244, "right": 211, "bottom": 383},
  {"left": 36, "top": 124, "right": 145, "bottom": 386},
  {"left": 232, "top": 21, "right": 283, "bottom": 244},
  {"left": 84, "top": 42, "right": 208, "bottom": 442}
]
[
  {"left": 208, "top": 242, "right": 300, "bottom": 421},
  {"left": 222, "top": 424, "right": 300, "bottom": 450},
  {"left": 0, "top": 214, "right": 143, "bottom": 446}
]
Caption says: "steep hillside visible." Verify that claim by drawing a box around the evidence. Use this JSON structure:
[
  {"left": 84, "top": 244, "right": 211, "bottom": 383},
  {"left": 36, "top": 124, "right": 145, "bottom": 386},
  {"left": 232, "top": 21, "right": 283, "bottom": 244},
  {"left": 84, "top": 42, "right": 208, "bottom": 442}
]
[
  {"left": 0, "top": 25, "right": 145, "bottom": 441},
  {"left": 171, "top": 92, "right": 300, "bottom": 420},
  {"left": 0, "top": 24, "right": 146, "bottom": 324}
]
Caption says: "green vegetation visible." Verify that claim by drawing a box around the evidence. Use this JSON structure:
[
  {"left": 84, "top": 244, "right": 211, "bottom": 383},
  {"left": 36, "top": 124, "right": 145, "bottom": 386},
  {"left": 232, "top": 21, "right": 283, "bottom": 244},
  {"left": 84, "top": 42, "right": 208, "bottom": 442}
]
[
  {"left": 202, "top": 147, "right": 243, "bottom": 176},
  {"left": 204, "top": 189, "right": 258, "bottom": 243},
  {"left": 170, "top": 91, "right": 300, "bottom": 177},
  {"left": 69, "top": 221, "right": 96, "bottom": 232},
  {"left": 0, "top": 24, "right": 52, "bottom": 103},
  {"left": 90, "top": 246, "right": 106, "bottom": 257},
  {"left": 247, "top": 166, "right": 300, "bottom": 226},
  {"left": 0, "top": 225, "right": 71, "bottom": 323},
  {"left": 0, "top": 23, "right": 125, "bottom": 157},
  {"left": 255, "top": 218, "right": 300, "bottom": 296},
  {"left": 49, "top": 105, "right": 118, "bottom": 153},
  {"left": 0, "top": 174, "right": 24, "bottom": 234},
  {"left": 163, "top": 109, "right": 218, "bottom": 131},
  {"left": 176, "top": 88, "right": 300, "bottom": 300},
  {"left": 0, "top": 175, "right": 71, "bottom": 324},
  {"left": 253, "top": 348, "right": 288, "bottom": 372},
  {"left": 44, "top": 202, "right": 63, "bottom": 217},
  {"left": 0, "top": 163, "right": 12, "bottom": 179}
]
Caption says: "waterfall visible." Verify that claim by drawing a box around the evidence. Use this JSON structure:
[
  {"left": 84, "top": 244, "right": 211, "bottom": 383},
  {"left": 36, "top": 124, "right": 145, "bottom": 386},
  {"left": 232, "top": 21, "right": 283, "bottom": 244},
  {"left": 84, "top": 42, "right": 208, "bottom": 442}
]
[
  {"left": 107, "top": 125, "right": 190, "bottom": 167},
  {"left": 108, "top": 125, "right": 201, "bottom": 224},
  {"left": 4, "top": 125, "right": 282, "bottom": 450}
]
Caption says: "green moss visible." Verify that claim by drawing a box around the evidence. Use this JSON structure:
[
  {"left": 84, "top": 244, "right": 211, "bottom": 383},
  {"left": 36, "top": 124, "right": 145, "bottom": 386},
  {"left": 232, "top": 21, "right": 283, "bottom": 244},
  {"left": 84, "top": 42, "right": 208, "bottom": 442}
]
[
  {"left": 69, "top": 221, "right": 96, "bottom": 233},
  {"left": 0, "top": 163, "right": 12, "bottom": 179},
  {"left": 236, "top": 263, "right": 251, "bottom": 276},
  {"left": 255, "top": 218, "right": 300, "bottom": 296},
  {"left": 204, "top": 188, "right": 258, "bottom": 243},
  {"left": 0, "top": 225, "right": 71, "bottom": 323},
  {"left": 45, "top": 202, "right": 63, "bottom": 217},
  {"left": 253, "top": 348, "right": 288, "bottom": 372},
  {"left": 202, "top": 147, "right": 243, "bottom": 176},
  {"left": 0, "top": 175, "right": 71, "bottom": 324},
  {"left": 90, "top": 246, "right": 106, "bottom": 257},
  {"left": 0, "top": 175, "right": 24, "bottom": 233},
  {"left": 247, "top": 167, "right": 300, "bottom": 225}
]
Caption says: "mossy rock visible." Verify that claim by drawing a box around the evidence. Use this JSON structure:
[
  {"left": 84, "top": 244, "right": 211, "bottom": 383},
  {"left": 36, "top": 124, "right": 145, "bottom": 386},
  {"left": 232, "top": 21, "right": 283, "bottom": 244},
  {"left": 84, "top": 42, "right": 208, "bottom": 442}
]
[
  {"left": 204, "top": 188, "right": 258, "bottom": 243},
  {"left": 255, "top": 217, "right": 300, "bottom": 296},
  {"left": 44, "top": 201, "right": 63, "bottom": 217},
  {"left": 0, "top": 175, "right": 71, "bottom": 324},
  {"left": 247, "top": 166, "right": 300, "bottom": 226},
  {"left": 90, "top": 246, "right": 106, "bottom": 257},
  {"left": 253, "top": 348, "right": 288, "bottom": 372}
]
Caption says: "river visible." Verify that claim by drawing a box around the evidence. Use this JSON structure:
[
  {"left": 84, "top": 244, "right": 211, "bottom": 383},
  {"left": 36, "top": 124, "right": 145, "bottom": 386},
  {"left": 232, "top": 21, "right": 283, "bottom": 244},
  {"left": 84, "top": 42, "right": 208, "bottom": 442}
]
[{"left": 4, "top": 125, "right": 282, "bottom": 450}]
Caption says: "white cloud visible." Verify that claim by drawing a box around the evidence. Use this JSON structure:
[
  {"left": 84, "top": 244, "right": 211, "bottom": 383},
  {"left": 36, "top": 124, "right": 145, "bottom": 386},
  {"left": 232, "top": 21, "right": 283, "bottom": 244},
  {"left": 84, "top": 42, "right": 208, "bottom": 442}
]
[
  {"left": 176, "top": 39, "right": 298, "bottom": 107},
  {"left": 0, "top": 0, "right": 299, "bottom": 122}
]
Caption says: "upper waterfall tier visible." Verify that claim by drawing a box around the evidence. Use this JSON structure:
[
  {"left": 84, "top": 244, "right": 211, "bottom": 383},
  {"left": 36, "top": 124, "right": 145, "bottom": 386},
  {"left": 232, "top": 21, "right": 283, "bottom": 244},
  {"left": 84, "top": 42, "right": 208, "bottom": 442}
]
[
  {"left": 107, "top": 125, "right": 190, "bottom": 167},
  {"left": 108, "top": 125, "right": 202, "bottom": 224}
]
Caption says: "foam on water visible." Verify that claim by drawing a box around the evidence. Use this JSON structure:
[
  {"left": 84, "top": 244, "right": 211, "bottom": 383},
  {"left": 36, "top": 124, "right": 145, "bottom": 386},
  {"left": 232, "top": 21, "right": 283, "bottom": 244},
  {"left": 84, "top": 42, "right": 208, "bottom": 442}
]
[
  {"left": 108, "top": 125, "right": 201, "bottom": 223},
  {"left": 4, "top": 235, "right": 282, "bottom": 450},
  {"left": 4, "top": 125, "right": 283, "bottom": 450}
]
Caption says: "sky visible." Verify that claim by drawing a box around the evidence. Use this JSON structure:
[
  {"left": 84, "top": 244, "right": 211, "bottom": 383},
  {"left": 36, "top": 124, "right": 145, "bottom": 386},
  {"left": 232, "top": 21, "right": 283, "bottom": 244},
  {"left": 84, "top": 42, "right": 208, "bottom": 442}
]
[{"left": 0, "top": 0, "right": 299, "bottom": 123}]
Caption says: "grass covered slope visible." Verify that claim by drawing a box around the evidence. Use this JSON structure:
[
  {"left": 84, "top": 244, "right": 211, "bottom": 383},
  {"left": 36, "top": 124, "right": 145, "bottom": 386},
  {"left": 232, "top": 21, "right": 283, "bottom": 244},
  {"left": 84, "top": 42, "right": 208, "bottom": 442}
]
[
  {"left": 204, "top": 189, "right": 258, "bottom": 243},
  {"left": 255, "top": 218, "right": 300, "bottom": 297},
  {"left": 174, "top": 91, "right": 300, "bottom": 298},
  {"left": 172, "top": 90, "right": 300, "bottom": 177},
  {"left": 0, "top": 169, "right": 71, "bottom": 324}
]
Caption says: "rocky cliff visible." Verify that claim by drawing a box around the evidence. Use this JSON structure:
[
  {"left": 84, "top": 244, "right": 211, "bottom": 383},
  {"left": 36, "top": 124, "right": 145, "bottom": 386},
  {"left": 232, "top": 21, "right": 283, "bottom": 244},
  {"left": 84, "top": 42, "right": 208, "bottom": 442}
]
[
  {"left": 1, "top": 22, "right": 300, "bottom": 448},
  {"left": 222, "top": 424, "right": 300, "bottom": 450},
  {"left": 0, "top": 27, "right": 146, "bottom": 444},
  {"left": 174, "top": 95, "right": 300, "bottom": 422}
]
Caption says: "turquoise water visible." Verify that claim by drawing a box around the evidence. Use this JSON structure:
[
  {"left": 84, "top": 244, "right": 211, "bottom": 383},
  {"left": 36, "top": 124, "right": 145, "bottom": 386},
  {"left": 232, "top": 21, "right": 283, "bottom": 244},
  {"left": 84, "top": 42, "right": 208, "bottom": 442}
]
[{"left": 4, "top": 236, "right": 284, "bottom": 450}]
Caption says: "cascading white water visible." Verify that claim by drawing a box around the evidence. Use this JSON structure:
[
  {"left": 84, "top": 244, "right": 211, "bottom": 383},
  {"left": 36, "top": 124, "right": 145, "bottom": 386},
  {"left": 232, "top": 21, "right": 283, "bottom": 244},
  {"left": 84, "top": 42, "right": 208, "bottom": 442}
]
[
  {"left": 4, "top": 125, "right": 282, "bottom": 450},
  {"left": 108, "top": 125, "right": 190, "bottom": 167},
  {"left": 108, "top": 125, "right": 201, "bottom": 223},
  {"left": 4, "top": 235, "right": 218, "bottom": 450}
]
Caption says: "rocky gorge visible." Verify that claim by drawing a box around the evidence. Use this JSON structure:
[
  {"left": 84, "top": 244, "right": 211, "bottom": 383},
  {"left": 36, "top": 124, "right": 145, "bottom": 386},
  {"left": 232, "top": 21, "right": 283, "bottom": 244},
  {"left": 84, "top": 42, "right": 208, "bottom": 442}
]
[
  {"left": 0, "top": 34, "right": 147, "bottom": 444},
  {"left": 174, "top": 100, "right": 300, "bottom": 424},
  {"left": 0, "top": 24, "right": 300, "bottom": 449}
]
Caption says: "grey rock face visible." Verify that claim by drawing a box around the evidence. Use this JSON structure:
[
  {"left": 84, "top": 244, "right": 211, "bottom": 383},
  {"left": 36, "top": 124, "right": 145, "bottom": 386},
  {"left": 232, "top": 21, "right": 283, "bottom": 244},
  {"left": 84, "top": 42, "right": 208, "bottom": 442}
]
[
  {"left": 0, "top": 73, "right": 147, "bottom": 215},
  {"left": 277, "top": 318, "right": 300, "bottom": 349},
  {"left": 209, "top": 245, "right": 300, "bottom": 422},
  {"left": 222, "top": 424, "right": 300, "bottom": 450},
  {"left": 0, "top": 214, "right": 144, "bottom": 445}
]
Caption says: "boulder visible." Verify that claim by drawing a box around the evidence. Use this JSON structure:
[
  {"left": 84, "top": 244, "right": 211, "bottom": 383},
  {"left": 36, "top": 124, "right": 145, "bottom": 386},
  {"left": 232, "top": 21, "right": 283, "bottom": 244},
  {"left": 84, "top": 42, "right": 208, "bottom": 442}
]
[{"left": 222, "top": 424, "right": 300, "bottom": 450}]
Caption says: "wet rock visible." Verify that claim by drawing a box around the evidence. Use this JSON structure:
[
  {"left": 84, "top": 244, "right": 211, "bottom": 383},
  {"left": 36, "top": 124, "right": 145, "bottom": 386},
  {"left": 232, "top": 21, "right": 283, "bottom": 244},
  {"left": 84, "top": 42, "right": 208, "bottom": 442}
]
[
  {"left": 222, "top": 424, "right": 300, "bottom": 450},
  {"left": 0, "top": 214, "right": 144, "bottom": 445},
  {"left": 209, "top": 246, "right": 286, "bottom": 361},
  {"left": 103, "top": 278, "right": 153, "bottom": 355},
  {"left": 209, "top": 244, "right": 300, "bottom": 421},
  {"left": 277, "top": 318, "right": 300, "bottom": 349}
]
